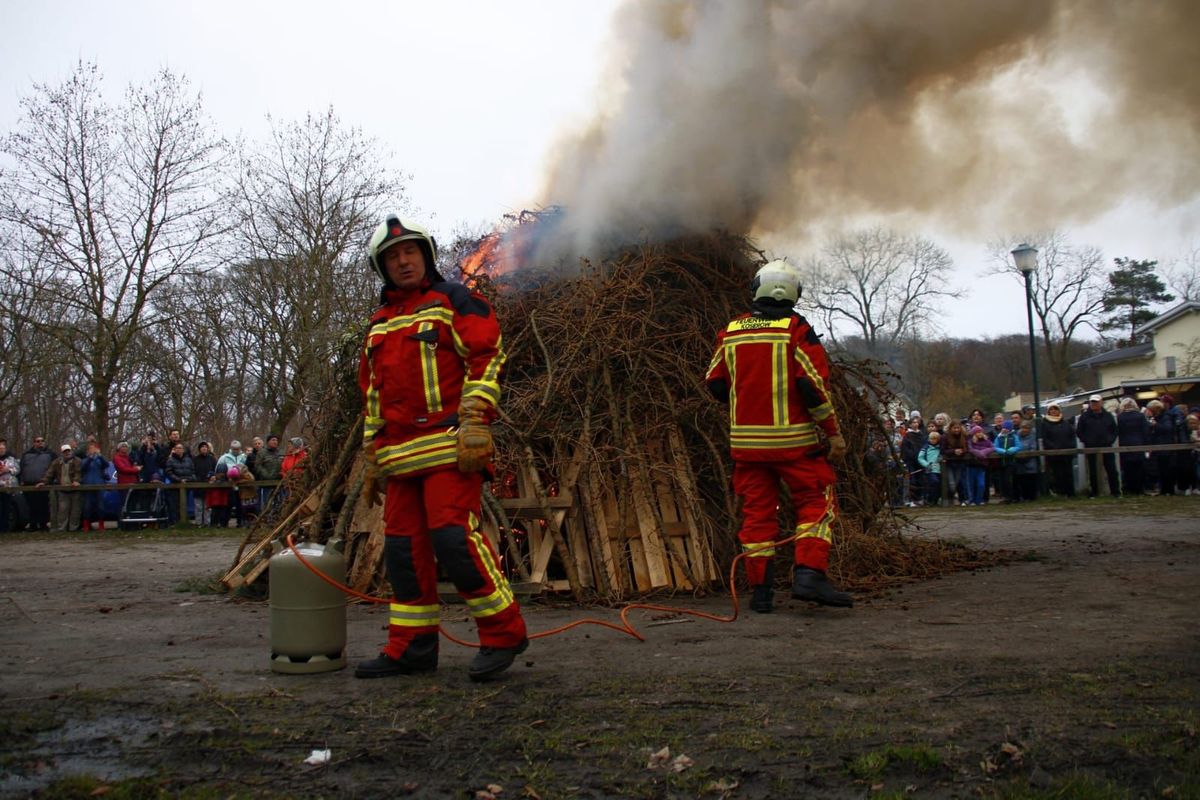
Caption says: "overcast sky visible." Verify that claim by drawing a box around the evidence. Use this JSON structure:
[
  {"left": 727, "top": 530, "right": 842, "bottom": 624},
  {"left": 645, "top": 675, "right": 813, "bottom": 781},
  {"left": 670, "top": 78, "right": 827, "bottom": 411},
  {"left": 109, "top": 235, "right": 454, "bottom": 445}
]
[{"left": 2, "top": 0, "right": 1195, "bottom": 340}]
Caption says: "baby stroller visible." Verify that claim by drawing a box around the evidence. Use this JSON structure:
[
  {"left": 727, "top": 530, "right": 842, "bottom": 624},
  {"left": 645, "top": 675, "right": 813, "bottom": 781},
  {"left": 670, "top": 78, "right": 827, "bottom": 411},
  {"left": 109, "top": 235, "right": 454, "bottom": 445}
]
[{"left": 119, "top": 487, "right": 170, "bottom": 530}]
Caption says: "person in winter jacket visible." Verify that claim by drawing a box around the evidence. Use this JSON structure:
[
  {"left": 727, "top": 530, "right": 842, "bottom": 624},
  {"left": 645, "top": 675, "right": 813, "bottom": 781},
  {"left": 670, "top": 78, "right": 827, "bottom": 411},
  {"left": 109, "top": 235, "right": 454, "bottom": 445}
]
[
  {"left": 356, "top": 216, "right": 528, "bottom": 682},
  {"left": 112, "top": 442, "right": 141, "bottom": 484},
  {"left": 78, "top": 442, "right": 111, "bottom": 532},
  {"left": 1146, "top": 399, "right": 1180, "bottom": 495},
  {"left": 899, "top": 420, "right": 925, "bottom": 506},
  {"left": 917, "top": 431, "right": 943, "bottom": 506},
  {"left": 191, "top": 441, "right": 217, "bottom": 526},
  {"left": 164, "top": 444, "right": 196, "bottom": 524},
  {"left": 1040, "top": 403, "right": 1076, "bottom": 497},
  {"left": 1160, "top": 394, "right": 1193, "bottom": 494},
  {"left": 18, "top": 437, "right": 54, "bottom": 531},
  {"left": 216, "top": 442, "right": 249, "bottom": 526},
  {"left": 253, "top": 434, "right": 284, "bottom": 515},
  {"left": 0, "top": 439, "right": 20, "bottom": 532},
  {"left": 966, "top": 426, "right": 995, "bottom": 505},
  {"left": 941, "top": 420, "right": 970, "bottom": 505},
  {"left": 1076, "top": 395, "right": 1120, "bottom": 497},
  {"left": 992, "top": 420, "right": 1021, "bottom": 502},
  {"left": 41, "top": 444, "right": 81, "bottom": 531},
  {"left": 1014, "top": 421, "right": 1039, "bottom": 501},
  {"left": 1116, "top": 397, "right": 1151, "bottom": 496}
]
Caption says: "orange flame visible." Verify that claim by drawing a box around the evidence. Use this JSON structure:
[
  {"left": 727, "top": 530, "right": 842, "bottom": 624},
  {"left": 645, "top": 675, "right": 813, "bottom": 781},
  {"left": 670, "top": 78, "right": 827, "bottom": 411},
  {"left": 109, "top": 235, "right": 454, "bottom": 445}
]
[{"left": 461, "top": 233, "right": 503, "bottom": 281}]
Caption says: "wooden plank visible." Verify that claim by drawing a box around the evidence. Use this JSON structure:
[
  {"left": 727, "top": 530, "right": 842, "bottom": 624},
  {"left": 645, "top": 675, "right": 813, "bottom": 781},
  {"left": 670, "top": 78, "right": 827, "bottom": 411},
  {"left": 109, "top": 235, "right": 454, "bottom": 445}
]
[
  {"left": 626, "top": 452, "right": 670, "bottom": 588},
  {"left": 667, "top": 423, "right": 719, "bottom": 581},
  {"left": 578, "top": 468, "right": 617, "bottom": 597},
  {"left": 645, "top": 438, "right": 694, "bottom": 588},
  {"left": 564, "top": 504, "right": 594, "bottom": 589}
]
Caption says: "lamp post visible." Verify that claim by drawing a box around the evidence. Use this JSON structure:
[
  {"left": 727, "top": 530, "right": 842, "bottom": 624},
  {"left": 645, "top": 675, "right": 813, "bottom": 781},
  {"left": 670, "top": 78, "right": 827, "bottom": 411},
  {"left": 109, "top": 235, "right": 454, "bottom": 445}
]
[{"left": 1012, "top": 243, "right": 1041, "bottom": 453}]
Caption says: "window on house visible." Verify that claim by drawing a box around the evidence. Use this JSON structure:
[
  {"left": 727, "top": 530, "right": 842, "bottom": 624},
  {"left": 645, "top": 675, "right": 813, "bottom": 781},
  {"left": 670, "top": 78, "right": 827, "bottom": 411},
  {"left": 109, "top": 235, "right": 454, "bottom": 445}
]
[{"left": 1165, "top": 356, "right": 1177, "bottom": 378}]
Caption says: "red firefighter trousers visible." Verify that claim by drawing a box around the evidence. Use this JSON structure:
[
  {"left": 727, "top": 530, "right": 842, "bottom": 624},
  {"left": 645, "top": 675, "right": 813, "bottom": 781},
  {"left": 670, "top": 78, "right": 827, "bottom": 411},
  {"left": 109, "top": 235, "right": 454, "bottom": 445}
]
[
  {"left": 733, "top": 456, "right": 838, "bottom": 585},
  {"left": 382, "top": 468, "right": 526, "bottom": 657}
]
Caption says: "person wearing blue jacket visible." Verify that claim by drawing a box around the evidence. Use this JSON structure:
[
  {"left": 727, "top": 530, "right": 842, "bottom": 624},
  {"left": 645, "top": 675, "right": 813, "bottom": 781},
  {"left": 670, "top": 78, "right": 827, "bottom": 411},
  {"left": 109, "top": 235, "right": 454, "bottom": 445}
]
[
  {"left": 993, "top": 420, "right": 1021, "bottom": 502},
  {"left": 917, "top": 431, "right": 943, "bottom": 506},
  {"left": 78, "top": 441, "right": 111, "bottom": 532},
  {"left": 1014, "top": 421, "right": 1039, "bottom": 502}
]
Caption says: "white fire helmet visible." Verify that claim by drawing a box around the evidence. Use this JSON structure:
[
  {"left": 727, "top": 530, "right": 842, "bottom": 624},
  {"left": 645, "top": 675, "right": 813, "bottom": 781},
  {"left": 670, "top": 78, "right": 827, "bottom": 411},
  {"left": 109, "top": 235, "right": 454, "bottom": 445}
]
[
  {"left": 367, "top": 215, "right": 441, "bottom": 283},
  {"left": 751, "top": 260, "right": 802, "bottom": 304}
]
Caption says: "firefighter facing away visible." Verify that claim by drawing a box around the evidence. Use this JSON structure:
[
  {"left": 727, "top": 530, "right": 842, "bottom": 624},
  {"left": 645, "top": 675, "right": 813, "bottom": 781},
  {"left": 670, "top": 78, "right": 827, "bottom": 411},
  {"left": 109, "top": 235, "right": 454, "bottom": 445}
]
[
  {"left": 705, "top": 260, "right": 852, "bottom": 613},
  {"left": 355, "top": 216, "right": 528, "bottom": 681}
]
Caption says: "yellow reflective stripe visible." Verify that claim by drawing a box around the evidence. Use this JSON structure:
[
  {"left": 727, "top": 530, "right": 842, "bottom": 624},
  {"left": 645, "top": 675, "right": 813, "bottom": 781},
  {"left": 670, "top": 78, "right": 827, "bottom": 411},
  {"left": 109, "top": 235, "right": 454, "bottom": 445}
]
[
  {"left": 462, "top": 381, "right": 500, "bottom": 406},
  {"left": 730, "top": 432, "right": 820, "bottom": 449},
  {"left": 418, "top": 322, "right": 443, "bottom": 413},
  {"left": 727, "top": 346, "right": 738, "bottom": 423},
  {"left": 795, "top": 487, "right": 837, "bottom": 543},
  {"left": 369, "top": 307, "right": 454, "bottom": 337},
  {"left": 467, "top": 523, "right": 514, "bottom": 618},
  {"left": 773, "top": 341, "right": 787, "bottom": 426},
  {"left": 379, "top": 448, "right": 458, "bottom": 477},
  {"left": 377, "top": 431, "right": 459, "bottom": 476},
  {"left": 389, "top": 602, "right": 440, "bottom": 627},
  {"left": 704, "top": 346, "right": 724, "bottom": 381},
  {"left": 727, "top": 317, "right": 791, "bottom": 332},
  {"left": 726, "top": 332, "right": 792, "bottom": 344},
  {"left": 449, "top": 325, "right": 470, "bottom": 358},
  {"left": 793, "top": 347, "right": 829, "bottom": 401},
  {"left": 742, "top": 541, "right": 776, "bottom": 558},
  {"left": 810, "top": 401, "right": 835, "bottom": 421}
]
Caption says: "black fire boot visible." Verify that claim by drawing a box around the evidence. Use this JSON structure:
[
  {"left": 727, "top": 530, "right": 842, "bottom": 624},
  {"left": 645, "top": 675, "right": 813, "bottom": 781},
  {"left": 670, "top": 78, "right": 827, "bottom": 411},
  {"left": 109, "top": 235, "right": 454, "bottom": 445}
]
[
  {"left": 749, "top": 561, "right": 775, "bottom": 613},
  {"left": 468, "top": 638, "right": 529, "bottom": 682},
  {"left": 791, "top": 567, "right": 853, "bottom": 608},
  {"left": 354, "top": 633, "right": 439, "bottom": 678},
  {"left": 749, "top": 584, "right": 774, "bottom": 614}
]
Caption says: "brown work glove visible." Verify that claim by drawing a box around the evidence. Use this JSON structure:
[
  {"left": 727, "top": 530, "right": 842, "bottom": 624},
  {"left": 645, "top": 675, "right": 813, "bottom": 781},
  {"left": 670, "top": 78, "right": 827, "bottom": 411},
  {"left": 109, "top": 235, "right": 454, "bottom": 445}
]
[
  {"left": 457, "top": 396, "right": 494, "bottom": 473},
  {"left": 826, "top": 434, "right": 847, "bottom": 463},
  {"left": 361, "top": 440, "right": 385, "bottom": 508}
]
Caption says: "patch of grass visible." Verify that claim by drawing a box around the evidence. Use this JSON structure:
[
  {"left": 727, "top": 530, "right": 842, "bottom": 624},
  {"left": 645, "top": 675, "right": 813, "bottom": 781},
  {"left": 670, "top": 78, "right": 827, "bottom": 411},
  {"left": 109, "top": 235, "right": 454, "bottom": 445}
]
[
  {"left": 847, "top": 743, "right": 942, "bottom": 779},
  {"left": 173, "top": 570, "right": 225, "bottom": 594}
]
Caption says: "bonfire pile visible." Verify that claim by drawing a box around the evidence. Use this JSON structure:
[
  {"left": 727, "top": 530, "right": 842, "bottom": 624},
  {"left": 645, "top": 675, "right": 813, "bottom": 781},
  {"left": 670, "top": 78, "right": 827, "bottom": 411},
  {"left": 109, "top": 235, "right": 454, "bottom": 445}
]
[{"left": 223, "top": 214, "right": 998, "bottom": 601}]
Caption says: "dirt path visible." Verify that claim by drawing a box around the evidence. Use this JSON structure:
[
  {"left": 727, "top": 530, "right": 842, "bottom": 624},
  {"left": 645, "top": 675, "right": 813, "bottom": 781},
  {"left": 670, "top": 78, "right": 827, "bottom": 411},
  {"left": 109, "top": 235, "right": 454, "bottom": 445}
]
[{"left": 1, "top": 500, "right": 1197, "bottom": 799}]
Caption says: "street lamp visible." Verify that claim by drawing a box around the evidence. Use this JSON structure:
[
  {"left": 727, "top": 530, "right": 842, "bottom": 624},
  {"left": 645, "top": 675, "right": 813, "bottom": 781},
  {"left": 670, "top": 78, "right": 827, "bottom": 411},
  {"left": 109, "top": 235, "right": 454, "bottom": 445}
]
[{"left": 1012, "top": 243, "right": 1041, "bottom": 453}]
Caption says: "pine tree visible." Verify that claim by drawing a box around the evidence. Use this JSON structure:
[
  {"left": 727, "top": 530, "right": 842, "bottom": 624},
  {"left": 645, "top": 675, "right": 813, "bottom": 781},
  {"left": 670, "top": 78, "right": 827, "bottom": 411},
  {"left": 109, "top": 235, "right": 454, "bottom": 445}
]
[{"left": 1097, "top": 258, "right": 1174, "bottom": 346}]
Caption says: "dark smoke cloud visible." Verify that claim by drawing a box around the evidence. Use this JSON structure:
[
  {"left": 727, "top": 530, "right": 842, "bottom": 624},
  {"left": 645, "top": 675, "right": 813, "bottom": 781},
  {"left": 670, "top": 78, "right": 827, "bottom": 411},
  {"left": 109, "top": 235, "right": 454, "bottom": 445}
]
[{"left": 538, "top": 0, "right": 1200, "bottom": 254}]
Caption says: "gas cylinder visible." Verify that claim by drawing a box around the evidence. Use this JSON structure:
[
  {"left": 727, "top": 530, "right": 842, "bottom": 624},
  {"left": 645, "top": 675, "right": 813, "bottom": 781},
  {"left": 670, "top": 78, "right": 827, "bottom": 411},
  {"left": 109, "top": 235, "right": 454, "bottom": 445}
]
[{"left": 269, "top": 537, "right": 347, "bottom": 674}]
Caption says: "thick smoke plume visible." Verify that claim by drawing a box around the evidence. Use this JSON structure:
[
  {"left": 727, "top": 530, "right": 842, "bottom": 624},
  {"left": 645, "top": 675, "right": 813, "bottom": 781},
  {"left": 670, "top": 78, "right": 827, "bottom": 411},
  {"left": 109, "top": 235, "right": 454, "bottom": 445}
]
[{"left": 537, "top": 0, "right": 1200, "bottom": 256}]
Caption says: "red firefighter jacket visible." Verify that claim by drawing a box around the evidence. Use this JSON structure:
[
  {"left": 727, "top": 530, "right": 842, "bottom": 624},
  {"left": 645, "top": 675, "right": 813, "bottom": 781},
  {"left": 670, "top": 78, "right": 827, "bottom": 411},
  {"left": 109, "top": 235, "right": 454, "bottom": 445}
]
[
  {"left": 359, "top": 281, "right": 505, "bottom": 478},
  {"left": 705, "top": 312, "right": 839, "bottom": 462}
]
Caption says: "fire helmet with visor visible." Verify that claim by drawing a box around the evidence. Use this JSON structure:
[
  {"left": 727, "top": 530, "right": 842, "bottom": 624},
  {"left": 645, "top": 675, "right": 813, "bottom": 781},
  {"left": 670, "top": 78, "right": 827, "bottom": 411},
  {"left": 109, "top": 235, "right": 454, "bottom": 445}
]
[
  {"left": 367, "top": 215, "right": 443, "bottom": 285},
  {"left": 750, "top": 259, "right": 803, "bottom": 305}
]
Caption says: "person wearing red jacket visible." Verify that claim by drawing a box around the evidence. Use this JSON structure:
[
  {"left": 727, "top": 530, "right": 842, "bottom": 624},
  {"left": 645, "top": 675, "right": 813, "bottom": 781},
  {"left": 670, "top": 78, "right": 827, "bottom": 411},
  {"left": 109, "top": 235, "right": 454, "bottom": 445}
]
[
  {"left": 705, "top": 260, "right": 851, "bottom": 614},
  {"left": 355, "top": 216, "right": 527, "bottom": 682}
]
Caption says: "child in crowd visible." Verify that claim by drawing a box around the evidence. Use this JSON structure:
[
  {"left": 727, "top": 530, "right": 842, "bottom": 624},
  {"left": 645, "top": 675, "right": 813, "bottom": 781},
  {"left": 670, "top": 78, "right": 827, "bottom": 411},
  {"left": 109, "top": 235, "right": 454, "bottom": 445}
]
[
  {"left": 993, "top": 420, "right": 1021, "bottom": 502},
  {"left": 918, "top": 430, "right": 943, "bottom": 506},
  {"left": 1014, "top": 420, "right": 1039, "bottom": 502},
  {"left": 966, "top": 425, "right": 995, "bottom": 506}
]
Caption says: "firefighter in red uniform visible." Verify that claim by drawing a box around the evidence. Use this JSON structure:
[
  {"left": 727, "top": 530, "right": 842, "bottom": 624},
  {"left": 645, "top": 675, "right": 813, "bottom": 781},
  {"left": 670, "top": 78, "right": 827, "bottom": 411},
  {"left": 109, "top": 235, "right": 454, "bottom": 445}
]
[
  {"left": 705, "top": 260, "right": 851, "bottom": 613},
  {"left": 354, "top": 216, "right": 528, "bottom": 681}
]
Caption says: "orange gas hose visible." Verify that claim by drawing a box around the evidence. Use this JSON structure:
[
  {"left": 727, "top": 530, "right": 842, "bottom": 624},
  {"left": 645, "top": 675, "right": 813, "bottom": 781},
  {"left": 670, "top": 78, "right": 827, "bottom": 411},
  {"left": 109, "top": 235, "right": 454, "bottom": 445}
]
[{"left": 285, "top": 531, "right": 803, "bottom": 647}]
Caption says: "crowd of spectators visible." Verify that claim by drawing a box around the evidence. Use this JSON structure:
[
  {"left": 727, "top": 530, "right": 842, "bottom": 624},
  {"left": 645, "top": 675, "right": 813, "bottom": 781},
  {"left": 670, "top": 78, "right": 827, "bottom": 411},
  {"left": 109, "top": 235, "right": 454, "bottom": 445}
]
[
  {"left": 0, "top": 429, "right": 309, "bottom": 532},
  {"left": 871, "top": 394, "right": 1200, "bottom": 508}
]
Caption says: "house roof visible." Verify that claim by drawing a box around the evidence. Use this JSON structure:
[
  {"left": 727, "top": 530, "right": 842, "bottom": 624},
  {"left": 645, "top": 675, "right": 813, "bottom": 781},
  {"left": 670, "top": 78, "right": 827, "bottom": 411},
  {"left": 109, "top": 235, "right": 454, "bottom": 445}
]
[
  {"left": 1070, "top": 341, "right": 1155, "bottom": 370},
  {"left": 1134, "top": 300, "right": 1200, "bottom": 336}
]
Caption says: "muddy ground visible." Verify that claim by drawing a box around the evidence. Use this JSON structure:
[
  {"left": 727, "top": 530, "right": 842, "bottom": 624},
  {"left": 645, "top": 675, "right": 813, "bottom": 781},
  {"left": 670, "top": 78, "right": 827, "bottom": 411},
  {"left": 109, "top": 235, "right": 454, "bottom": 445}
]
[{"left": 0, "top": 497, "right": 1197, "bottom": 799}]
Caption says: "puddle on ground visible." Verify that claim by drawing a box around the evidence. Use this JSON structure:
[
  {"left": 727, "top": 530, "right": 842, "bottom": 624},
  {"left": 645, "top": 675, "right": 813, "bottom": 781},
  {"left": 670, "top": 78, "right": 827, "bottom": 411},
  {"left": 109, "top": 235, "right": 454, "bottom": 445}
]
[{"left": 0, "top": 712, "right": 158, "bottom": 794}]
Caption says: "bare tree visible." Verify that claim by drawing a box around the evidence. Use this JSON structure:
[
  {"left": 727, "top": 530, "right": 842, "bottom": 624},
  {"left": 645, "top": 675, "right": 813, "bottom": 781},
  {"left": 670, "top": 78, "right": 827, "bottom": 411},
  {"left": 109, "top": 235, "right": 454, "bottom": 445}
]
[
  {"left": 986, "top": 231, "right": 1107, "bottom": 396},
  {"left": 0, "top": 62, "right": 226, "bottom": 451},
  {"left": 1164, "top": 243, "right": 1200, "bottom": 302},
  {"left": 229, "top": 108, "right": 408, "bottom": 435},
  {"left": 799, "top": 227, "right": 955, "bottom": 358}
]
